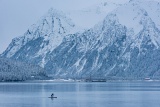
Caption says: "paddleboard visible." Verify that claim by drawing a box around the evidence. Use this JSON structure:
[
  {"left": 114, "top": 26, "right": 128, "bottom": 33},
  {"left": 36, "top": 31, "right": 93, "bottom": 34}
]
[{"left": 48, "top": 97, "right": 57, "bottom": 98}]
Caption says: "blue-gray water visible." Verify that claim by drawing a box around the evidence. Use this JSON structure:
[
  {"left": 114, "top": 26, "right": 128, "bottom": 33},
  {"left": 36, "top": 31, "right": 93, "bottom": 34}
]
[{"left": 0, "top": 81, "right": 160, "bottom": 107}]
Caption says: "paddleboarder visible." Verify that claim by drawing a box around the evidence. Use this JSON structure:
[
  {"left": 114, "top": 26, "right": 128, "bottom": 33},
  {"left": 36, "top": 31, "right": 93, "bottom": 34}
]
[{"left": 51, "top": 93, "right": 54, "bottom": 97}]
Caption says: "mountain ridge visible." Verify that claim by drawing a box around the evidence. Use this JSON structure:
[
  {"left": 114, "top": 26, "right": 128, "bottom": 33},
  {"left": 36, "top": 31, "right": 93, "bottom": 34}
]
[{"left": 1, "top": 0, "right": 160, "bottom": 80}]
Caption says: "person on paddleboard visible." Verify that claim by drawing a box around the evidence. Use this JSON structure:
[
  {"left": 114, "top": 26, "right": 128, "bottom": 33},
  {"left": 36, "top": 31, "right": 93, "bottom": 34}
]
[{"left": 51, "top": 93, "right": 54, "bottom": 97}]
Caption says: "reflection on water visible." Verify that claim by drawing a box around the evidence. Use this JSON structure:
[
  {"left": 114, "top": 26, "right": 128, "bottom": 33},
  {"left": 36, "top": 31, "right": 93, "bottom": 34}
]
[{"left": 0, "top": 81, "right": 160, "bottom": 107}]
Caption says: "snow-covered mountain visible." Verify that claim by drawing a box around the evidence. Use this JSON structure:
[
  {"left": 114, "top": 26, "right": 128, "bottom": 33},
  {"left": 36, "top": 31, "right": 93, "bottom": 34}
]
[
  {"left": 2, "top": 0, "right": 160, "bottom": 80},
  {"left": 2, "top": 8, "right": 78, "bottom": 67}
]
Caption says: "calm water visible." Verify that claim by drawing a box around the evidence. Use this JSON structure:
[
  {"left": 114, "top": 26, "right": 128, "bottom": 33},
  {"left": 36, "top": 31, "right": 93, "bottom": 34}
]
[{"left": 0, "top": 81, "right": 160, "bottom": 107}]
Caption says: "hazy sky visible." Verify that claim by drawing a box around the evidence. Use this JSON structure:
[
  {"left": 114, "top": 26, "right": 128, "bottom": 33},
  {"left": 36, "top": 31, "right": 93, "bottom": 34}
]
[{"left": 1, "top": 0, "right": 158, "bottom": 54}]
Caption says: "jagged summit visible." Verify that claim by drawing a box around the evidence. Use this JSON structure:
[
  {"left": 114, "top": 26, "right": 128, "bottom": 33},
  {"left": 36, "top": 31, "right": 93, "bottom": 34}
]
[
  {"left": 33, "top": 8, "right": 75, "bottom": 36},
  {"left": 1, "top": 8, "right": 77, "bottom": 59}
]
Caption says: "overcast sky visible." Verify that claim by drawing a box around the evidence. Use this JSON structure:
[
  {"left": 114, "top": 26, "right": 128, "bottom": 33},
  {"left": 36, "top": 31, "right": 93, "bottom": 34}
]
[{"left": 1, "top": 0, "right": 159, "bottom": 54}]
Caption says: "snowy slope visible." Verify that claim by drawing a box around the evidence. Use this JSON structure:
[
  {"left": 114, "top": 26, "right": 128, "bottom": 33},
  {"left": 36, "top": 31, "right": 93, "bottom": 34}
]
[{"left": 138, "top": 0, "right": 160, "bottom": 30}]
